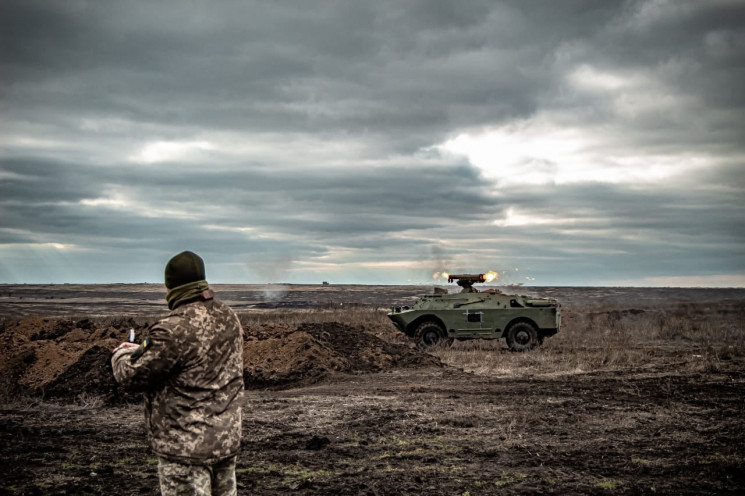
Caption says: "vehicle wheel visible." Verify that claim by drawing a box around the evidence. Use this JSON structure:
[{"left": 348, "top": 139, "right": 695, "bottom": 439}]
[
  {"left": 506, "top": 322, "right": 539, "bottom": 352},
  {"left": 414, "top": 321, "right": 447, "bottom": 350}
]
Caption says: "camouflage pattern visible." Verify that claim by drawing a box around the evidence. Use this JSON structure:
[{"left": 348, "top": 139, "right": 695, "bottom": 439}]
[
  {"left": 112, "top": 298, "right": 244, "bottom": 464},
  {"left": 158, "top": 456, "right": 237, "bottom": 496}
]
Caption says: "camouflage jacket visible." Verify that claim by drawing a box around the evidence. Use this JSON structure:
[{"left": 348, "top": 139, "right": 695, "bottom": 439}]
[{"left": 112, "top": 298, "right": 244, "bottom": 464}]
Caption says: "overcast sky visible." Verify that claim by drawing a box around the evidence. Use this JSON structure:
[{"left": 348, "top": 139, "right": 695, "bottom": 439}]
[{"left": 1, "top": 0, "right": 744, "bottom": 286}]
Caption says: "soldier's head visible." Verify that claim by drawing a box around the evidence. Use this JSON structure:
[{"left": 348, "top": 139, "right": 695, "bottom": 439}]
[{"left": 165, "top": 251, "right": 206, "bottom": 289}]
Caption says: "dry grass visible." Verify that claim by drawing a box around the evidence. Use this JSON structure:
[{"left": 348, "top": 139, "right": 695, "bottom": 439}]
[
  {"left": 238, "top": 306, "right": 391, "bottom": 327},
  {"left": 3, "top": 299, "right": 742, "bottom": 387},
  {"left": 235, "top": 300, "right": 745, "bottom": 378},
  {"left": 237, "top": 307, "right": 407, "bottom": 343},
  {"left": 432, "top": 301, "right": 745, "bottom": 377},
  {"left": 234, "top": 300, "right": 745, "bottom": 379}
]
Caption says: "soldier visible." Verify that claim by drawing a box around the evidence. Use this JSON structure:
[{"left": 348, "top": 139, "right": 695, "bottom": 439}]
[{"left": 111, "top": 251, "right": 244, "bottom": 496}]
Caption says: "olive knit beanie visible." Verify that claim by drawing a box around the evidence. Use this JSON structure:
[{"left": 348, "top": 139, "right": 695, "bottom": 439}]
[{"left": 164, "top": 251, "right": 206, "bottom": 289}]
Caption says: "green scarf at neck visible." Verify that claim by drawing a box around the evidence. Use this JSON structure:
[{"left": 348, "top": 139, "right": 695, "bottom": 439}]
[{"left": 166, "top": 280, "right": 210, "bottom": 310}]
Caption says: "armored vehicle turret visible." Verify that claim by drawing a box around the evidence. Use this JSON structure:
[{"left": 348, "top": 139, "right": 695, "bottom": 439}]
[{"left": 388, "top": 274, "right": 561, "bottom": 351}]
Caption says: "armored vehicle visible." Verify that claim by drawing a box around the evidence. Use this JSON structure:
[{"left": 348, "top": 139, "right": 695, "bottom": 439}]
[{"left": 388, "top": 274, "right": 560, "bottom": 351}]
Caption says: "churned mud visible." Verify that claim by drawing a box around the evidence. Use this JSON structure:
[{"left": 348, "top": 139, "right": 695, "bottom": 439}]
[
  {"left": 1, "top": 285, "right": 744, "bottom": 494},
  {"left": 2, "top": 366, "right": 744, "bottom": 495}
]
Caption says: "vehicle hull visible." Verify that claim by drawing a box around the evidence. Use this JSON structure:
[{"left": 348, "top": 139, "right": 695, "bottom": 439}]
[{"left": 388, "top": 291, "right": 560, "bottom": 344}]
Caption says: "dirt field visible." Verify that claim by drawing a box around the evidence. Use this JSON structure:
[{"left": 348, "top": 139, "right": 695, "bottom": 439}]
[{"left": 1, "top": 284, "right": 744, "bottom": 495}]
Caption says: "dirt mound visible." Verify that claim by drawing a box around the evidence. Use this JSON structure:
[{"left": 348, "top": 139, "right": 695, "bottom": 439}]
[
  {"left": 0, "top": 317, "right": 441, "bottom": 402},
  {"left": 243, "top": 331, "right": 349, "bottom": 389},
  {"left": 0, "top": 317, "right": 138, "bottom": 400},
  {"left": 243, "top": 322, "right": 441, "bottom": 389},
  {"left": 45, "top": 345, "right": 121, "bottom": 400},
  {"left": 299, "top": 322, "right": 440, "bottom": 371}
]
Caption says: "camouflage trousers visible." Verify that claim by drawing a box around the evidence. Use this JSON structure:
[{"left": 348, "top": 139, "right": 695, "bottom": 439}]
[{"left": 157, "top": 456, "right": 237, "bottom": 496}]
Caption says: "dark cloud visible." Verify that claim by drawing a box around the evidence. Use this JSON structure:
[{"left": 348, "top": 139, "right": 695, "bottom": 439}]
[{"left": 1, "top": 0, "right": 743, "bottom": 285}]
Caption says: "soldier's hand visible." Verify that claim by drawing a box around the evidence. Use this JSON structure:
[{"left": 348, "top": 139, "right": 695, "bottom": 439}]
[{"left": 112, "top": 342, "right": 139, "bottom": 354}]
